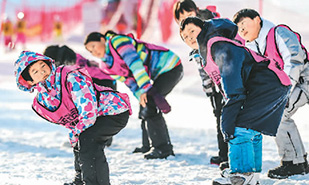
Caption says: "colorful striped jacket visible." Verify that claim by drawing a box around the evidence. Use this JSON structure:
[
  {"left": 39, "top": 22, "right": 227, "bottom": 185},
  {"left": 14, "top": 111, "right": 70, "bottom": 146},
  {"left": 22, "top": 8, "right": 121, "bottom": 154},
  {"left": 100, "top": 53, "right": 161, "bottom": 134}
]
[{"left": 101, "top": 32, "right": 181, "bottom": 99}]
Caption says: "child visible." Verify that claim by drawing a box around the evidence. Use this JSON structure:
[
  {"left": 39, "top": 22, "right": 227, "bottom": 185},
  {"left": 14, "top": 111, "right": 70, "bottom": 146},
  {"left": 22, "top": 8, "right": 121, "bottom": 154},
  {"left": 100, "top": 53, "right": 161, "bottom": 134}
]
[
  {"left": 15, "top": 13, "right": 27, "bottom": 50},
  {"left": 14, "top": 51, "right": 131, "bottom": 185},
  {"left": 173, "top": 0, "right": 219, "bottom": 24},
  {"left": 43, "top": 45, "right": 117, "bottom": 91},
  {"left": 173, "top": 0, "right": 228, "bottom": 167},
  {"left": 84, "top": 31, "right": 183, "bottom": 159},
  {"left": 180, "top": 17, "right": 290, "bottom": 184},
  {"left": 233, "top": 8, "right": 309, "bottom": 179},
  {"left": 1, "top": 17, "right": 15, "bottom": 52}
]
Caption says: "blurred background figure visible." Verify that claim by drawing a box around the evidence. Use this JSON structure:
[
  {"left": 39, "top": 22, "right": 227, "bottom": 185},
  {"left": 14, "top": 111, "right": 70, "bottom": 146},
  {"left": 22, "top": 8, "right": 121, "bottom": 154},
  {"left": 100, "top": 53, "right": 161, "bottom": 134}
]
[
  {"left": 100, "top": 0, "right": 138, "bottom": 34},
  {"left": 53, "top": 15, "right": 63, "bottom": 43},
  {"left": 15, "top": 12, "right": 27, "bottom": 50},
  {"left": 1, "top": 16, "right": 14, "bottom": 52}
]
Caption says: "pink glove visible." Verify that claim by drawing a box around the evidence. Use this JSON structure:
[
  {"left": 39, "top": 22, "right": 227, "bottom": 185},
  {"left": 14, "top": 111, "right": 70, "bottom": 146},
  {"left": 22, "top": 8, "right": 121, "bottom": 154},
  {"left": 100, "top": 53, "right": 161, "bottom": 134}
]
[{"left": 147, "top": 87, "right": 171, "bottom": 113}]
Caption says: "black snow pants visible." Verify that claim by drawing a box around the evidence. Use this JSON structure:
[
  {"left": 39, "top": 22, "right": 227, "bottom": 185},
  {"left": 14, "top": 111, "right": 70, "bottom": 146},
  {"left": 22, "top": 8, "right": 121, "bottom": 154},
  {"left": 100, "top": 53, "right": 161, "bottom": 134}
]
[
  {"left": 74, "top": 111, "right": 129, "bottom": 185},
  {"left": 139, "top": 64, "right": 183, "bottom": 152},
  {"left": 210, "top": 89, "right": 228, "bottom": 160}
]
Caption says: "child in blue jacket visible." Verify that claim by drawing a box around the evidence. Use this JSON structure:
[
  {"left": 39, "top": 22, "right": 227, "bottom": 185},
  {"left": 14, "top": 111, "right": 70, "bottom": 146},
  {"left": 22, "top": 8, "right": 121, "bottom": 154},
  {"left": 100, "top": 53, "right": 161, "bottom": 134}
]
[
  {"left": 173, "top": 0, "right": 228, "bottom": 167},
  {"left": 180, "top": 17, "right": 290, "bottom": 184}
]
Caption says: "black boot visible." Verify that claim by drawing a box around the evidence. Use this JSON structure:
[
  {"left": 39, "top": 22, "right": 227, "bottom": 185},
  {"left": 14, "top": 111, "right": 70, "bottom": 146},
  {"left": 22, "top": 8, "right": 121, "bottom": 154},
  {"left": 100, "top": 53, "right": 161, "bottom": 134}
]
[
  {"left": 65, "top": 147, "right": 83, "bottom": 185},
  {"left": 63, "top": 178, "right": 83, "bottom": 185},
  {"left": 210, "top": 156, "right": 228, "bottom": 165},
  {"left": 144, "top": 144, "right": 175, "bottom": 159},
  {"left": 64, "top": 183, "right": 80, "bottom": 185},
  {"left": 267, "top": 160, "right": 309, "bottom": 179},
  {"left": 133, "top": 119, "right": 151, "bottom": 154},
  {"left": 219, "top": 161, "right": 230, "bottom": 171},
  {"left": 132, "top": 146, "right": 151, "bottom": 153}
]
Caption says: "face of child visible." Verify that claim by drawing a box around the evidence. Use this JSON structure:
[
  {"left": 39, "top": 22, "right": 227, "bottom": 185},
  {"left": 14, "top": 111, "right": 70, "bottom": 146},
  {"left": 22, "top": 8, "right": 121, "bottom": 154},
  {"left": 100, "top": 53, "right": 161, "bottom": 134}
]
[
  {"left": 85, "top": 37, "right": 106, "bottom": 58},
  {"left": 177, "top": 10, "right": 197, "bottom": 24},
  {"left": 236, "top": 16, "right": 261, "bottom": 42},
  {"left": 181, "top": 23, "right": 201, "bottom": 50},
  {"left": 28, "top": 60, "right": 51, "bottom": 85}
]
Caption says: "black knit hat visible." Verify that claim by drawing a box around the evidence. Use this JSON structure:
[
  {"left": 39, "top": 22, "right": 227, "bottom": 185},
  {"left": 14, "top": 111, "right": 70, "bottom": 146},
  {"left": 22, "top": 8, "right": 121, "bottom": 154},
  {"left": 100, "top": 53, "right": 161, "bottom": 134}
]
[{"left": 43, "top": 45, "right": 76, "bottom": 67}]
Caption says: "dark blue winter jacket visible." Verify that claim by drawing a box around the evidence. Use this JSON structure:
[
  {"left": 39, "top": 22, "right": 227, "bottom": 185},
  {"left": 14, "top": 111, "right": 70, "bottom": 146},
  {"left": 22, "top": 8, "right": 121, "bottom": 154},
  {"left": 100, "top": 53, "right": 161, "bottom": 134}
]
[{"left": 197, "top": 19, "right": 290, "bottom": 141}]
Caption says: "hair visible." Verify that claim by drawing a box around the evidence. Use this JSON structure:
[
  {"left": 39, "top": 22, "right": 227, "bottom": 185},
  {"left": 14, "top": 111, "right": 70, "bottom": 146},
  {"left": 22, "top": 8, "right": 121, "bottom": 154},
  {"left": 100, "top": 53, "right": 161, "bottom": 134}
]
[
  {"left": 84, "top": 32, "right": 105, "bottom": 45},
  {"left": 43, "top": 45, "right": 76, "bottom": 67},
  {"left": 173, "top": 0, "right": 198, "bottom": 21},
  {"left": 21, "top": 62, "right": 35, "bottom": 82},
  {"left": 84, "top": 30, "right": 118, "bottom": 45},
  {"left": 233, "top": 8, "right": 262, "bottom": 27},
  {"left": 179, "top": 17, "right": 204, "bottom": 41},
  {"left": 180, "top": 16, "right": 204, "bottom": 31}
]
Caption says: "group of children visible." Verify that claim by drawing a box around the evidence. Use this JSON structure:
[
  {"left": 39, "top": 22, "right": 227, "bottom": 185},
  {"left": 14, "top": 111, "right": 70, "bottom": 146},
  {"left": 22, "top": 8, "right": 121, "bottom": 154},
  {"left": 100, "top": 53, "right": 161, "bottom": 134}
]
[
  {"left": 1, "top": 15, "right": 27, "bottom": 52},
  {"left": 175, "top": 0, "right": 309, "bottom": 184},
  {"left": 13, "top": 0, "right": 309, "bottom": 184}
]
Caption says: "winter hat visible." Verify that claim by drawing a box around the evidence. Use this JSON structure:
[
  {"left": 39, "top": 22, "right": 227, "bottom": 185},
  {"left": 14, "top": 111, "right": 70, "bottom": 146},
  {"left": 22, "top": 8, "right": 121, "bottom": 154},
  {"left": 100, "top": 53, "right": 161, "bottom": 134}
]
[{"left": 14, "top": 51, "right": 55, "bottom": 92}]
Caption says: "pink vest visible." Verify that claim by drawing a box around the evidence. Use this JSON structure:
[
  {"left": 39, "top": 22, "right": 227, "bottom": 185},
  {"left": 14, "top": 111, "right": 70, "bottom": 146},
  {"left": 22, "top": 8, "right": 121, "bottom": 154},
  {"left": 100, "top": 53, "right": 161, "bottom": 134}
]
[
  {"left": 265, "top": 24, "right": 309, "bottom": 69},
  {"left": 32, "top": 66, "right": 132, "bottom": 127},
  {"left": 75, "top": 54, "right": 114, "bottom": 80},
  {"left": 203, "top": 36, "right": 291, "bottom": 93},
  {"left": 99, "top": 34, "right": 169, "bottom": 76}
]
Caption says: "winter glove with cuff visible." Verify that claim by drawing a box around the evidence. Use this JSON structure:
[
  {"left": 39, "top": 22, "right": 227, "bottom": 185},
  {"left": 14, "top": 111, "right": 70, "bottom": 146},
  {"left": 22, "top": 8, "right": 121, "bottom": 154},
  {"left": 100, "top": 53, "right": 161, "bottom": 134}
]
[
  {"left": 223, "top": 132, "right": 235, "bottom": 143},
  {"left": 147, "top": 87, "right": 171, "bottom": 114},
  {"left": 189, "top": 49, "right": 206, "bottom": 67},
  {"left": 199, "top": 68, "right": 214, "bottom": 97}
]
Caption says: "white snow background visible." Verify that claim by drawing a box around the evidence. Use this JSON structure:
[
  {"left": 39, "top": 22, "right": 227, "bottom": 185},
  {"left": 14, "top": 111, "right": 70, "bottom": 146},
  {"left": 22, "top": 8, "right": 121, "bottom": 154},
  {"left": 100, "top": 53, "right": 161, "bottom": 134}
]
[{"left": 1, "top": 0, "right": 309, "bottom": 184}]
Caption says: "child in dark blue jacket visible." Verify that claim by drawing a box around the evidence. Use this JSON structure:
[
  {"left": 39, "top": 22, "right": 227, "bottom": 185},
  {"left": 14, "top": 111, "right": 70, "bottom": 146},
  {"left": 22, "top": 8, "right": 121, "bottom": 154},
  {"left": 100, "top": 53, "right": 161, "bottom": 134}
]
[
  {"left": 180, "top": 17, "right": 290, "bottom": 184},
  {"left": 173, "top": 0, "right": 228, "bottom": 167}
]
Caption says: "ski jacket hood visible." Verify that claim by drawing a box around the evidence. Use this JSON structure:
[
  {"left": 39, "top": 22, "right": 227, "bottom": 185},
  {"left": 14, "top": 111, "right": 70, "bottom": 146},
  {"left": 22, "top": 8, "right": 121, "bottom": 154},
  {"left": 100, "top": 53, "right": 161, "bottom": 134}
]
[
  {"left": 14, "top": 51, "right": 55, "bottom": 92},
  {"left": 197, "top": 18, "right": 238, "bottom": 47}
]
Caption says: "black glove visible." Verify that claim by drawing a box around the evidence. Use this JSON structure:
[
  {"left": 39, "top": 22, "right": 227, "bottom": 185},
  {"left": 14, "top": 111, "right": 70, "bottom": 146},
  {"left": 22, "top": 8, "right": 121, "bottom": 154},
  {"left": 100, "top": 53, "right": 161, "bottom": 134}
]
[
  {"left": 147, "top": 87, "right": 171, "bottom": 114},
  {"left": 223, "top": 132, "right": 235, "bottom": 143}
]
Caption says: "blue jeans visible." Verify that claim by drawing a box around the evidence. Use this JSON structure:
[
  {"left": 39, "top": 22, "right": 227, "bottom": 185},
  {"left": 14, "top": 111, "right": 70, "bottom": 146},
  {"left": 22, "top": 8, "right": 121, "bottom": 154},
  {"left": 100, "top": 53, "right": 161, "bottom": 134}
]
[{"left": 228, "top": 127, "right": 262, "bottom": 173}]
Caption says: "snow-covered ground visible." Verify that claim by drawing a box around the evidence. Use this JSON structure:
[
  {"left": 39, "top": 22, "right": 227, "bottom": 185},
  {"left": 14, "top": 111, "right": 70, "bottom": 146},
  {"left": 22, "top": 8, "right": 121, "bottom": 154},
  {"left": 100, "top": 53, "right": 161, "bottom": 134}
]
[{"left": 1, "top": 0, "right": 309, "bottom": 184}]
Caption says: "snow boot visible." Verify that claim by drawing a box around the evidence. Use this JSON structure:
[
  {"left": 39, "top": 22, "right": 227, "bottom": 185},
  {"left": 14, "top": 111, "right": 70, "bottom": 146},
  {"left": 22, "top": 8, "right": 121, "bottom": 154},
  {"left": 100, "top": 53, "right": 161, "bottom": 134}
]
[
  {"left": 63, "top": 175, "right": 83, "bottom": 185},
  {"left": 229, "top": 172, "right": 259, "bottom": 185},
  {"left": 132, "top": 146, "right": 151, "bottom": 153},
  {"left": 212, "top": 177, "right": 231, "bottom": 185},
  {"left": 64, "top": 180, "right": 83, "bottom": 185},
  {"left": 211, "top": 156, "right": 228, "bottom": 165},
  {"left": 212, "top": 172, "right": 259, "bottom": 185},
  {"left": 267, "top": 160, "right": 309, "bottom": 179},
  {"left": 219, "top": 161, "right": 230, "bottom": 171},
  {"left": 144, "top": 148, "right": 175, "bottom": 159},
  {"left": 213, "top": 171, "right": 259, "bottom": 185}
]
